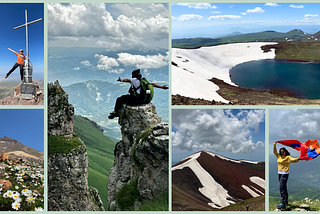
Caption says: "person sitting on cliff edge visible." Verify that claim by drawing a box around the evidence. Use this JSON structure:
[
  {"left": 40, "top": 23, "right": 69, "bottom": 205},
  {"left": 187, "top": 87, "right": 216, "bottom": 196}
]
[{"left": 108, "top": 69, "right": 168, "bottom": 119}]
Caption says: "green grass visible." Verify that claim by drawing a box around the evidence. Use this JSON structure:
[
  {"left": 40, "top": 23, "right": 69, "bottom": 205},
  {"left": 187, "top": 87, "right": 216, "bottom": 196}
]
[
  {"left": 48, "top": 136, "right": 84, "bottom": 155},
  {"left": 73, "top": 115, "right": 116, "bottom": 211},
  {"left": 269, "top": 196, "right": 320, "bottom": 211},
  {"left": 138, "top": 191, "right": 169, "bottom": 211}
]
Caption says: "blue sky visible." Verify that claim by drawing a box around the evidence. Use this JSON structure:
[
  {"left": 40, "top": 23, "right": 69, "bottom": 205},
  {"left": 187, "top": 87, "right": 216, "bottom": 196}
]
[
  {"left": 0, "top": 3, "right": 44, "bottom": 82},
  {"left": 0, "top": 109, "right": 44, "bottom": 153},
  {"left": 172, "top": 109, "right": 265, "bottom": 164},
  {"left": 172, "top": 3, "right": 320, "bottom": 39}
]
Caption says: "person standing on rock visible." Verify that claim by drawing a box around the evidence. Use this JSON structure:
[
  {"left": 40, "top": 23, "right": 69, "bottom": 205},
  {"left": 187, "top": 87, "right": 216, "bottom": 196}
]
[
  {"left": 273, "top": 142, "right": 300, "bottom": 209},
  {"left": 5, "top": 48, "right": 25, "bottom": 81},
  {"left": 108, "top": 69, "right": 168, "bottom": 119}
]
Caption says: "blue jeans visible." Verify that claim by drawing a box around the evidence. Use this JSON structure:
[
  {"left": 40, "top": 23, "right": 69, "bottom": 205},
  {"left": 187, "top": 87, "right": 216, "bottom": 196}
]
[{"left": 278, "top": 174, "right": 289, "bottom": 205}]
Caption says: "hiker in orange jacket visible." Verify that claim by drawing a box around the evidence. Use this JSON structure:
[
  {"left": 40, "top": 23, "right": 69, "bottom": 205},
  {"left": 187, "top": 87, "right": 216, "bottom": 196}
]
[{"left": 5, "top": 48, "right": 25, "bottom": 81}]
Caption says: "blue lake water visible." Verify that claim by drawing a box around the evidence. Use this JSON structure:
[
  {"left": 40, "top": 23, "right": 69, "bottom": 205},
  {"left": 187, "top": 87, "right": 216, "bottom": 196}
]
[{"left": 230, "top": 59, "right": 320, "bottom": 99}]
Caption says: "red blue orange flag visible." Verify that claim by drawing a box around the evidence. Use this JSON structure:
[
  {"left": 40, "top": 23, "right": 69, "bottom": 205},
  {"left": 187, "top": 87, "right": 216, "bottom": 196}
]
[{"left": 276, "top": 139, "right": 320, "bottom": 161}]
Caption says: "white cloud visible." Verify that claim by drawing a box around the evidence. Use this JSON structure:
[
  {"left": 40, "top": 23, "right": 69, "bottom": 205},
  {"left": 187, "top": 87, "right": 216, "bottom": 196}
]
[
  {"left": 247, "top": 7, "right": 265, "bottom": 13},
  {"left": 270, "top": 109, "right": 320, "bottom": 142},
  {"left": 212, "top": 11, "right": 221, "bottom": 14},
  {"left": 81, "top": 60, "right": 91, "bottom": 66},
  {"left": 94, "top": 54, "right": 119, "bottom": 71},
  {"left": 117, "top": 52, "right": 168, "bottom": 69},
  {"left": 305, "top": 14, "right": 318, "bottom": 18},
  {"left": 48, "top": 3, "right": 169, "bottom": 51},
  {"left": 73, "top": 67, "right": 80, "bottom": 70},
  {"left": 264, "top": 3, "right": 280, "bottom": 7},
  {"left": 172, "top": 109, "right": 265, "bottom": 153},
  {"left": 177, "top": 14, "right": 203, "bottom": 21},
  {"left": 289, "top": 4, "right": 304, "bottom": 9},
  {"left": 176, "top": 3, "right": 217, "bottom": 9},
  {"left": 241, "top": 12, "right": 247, "bottom": 15},
  {"left": 208, "top": 15, "right": 242, "bottom": 20}
]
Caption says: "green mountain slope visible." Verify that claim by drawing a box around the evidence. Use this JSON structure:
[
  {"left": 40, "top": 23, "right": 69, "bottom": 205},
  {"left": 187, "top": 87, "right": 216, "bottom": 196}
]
[
  {"left": 73, "top": 115, "right": 116, "bottom": 210},
  {"left": 172, "top": 29, "right": 313, "bottom": 49},
  {"left": 64, "top": 80, "right": 169, "bottom": 141}
]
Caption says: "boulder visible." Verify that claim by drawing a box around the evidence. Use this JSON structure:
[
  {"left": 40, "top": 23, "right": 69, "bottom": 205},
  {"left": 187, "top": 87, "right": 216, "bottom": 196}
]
[{"left": 108, "top": 103, "right": 168, "bottom": 210}]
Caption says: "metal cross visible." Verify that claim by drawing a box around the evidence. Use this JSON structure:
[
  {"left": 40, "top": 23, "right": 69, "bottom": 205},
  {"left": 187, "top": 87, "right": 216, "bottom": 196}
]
[
  {"left": 13, "top": 10, "right": 42, "bottom": 83},
  {"left": 13, "top": 10, "right": 42, "bottom": 60}
]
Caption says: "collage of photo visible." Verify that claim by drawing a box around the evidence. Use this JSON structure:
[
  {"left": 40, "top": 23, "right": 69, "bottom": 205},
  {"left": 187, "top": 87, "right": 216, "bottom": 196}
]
[{"left": 0, "top": 2, "right": 320, "bottom": 212}]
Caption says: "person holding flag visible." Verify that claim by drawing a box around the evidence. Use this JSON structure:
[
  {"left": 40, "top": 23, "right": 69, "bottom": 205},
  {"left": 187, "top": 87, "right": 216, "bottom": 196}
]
[{"left": 273, "top": 141, "right": 300, "bottom": 209}]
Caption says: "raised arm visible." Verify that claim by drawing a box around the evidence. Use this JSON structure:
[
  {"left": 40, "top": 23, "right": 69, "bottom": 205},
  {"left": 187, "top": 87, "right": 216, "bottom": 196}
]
[
  {"left": 117, "top": 77, "right": 131, "bottom": 83},
  {"left": 273, "top": 142, "right": 279, "bottom": 158},
  {"left": 8, "top": 48, "right": 17, "bottom": 54},
  {"left": 151, "top": 82, "right": 168, "bottom": 90}
]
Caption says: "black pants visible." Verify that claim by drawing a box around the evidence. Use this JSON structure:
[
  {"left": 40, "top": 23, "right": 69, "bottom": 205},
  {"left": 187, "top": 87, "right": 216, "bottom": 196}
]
[
  {"left": 114, "top": 94, "right": 138, "bottom": 113},
  {"left": 278, "top": 173, "right": 289, "bottom": 205},
  {"left": 7, "top": 63, "right": 24, "bottom": 80}
]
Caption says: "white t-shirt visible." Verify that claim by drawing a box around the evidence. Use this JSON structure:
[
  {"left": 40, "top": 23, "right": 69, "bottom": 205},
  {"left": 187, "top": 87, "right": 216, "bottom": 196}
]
[{"left": 130, "top": 78, "right": 141, "bottom": 94}]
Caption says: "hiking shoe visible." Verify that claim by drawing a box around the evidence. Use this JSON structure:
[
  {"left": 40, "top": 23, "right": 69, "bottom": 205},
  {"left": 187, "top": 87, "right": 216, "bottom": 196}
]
[
  {"left": 4, "top": 75, "right": 8, "bottom": 79},
  {"left": 108, "top": 111, "right": 119, "bottom": 119},
  {"left": 276, "top": 204, "right": 285, "bottom": 209}
]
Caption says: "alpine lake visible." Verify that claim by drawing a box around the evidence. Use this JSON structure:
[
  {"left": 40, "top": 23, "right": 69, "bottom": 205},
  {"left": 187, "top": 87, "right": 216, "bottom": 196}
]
[{"left": 230, "top": 59, "right": 320, "bottom": 99}]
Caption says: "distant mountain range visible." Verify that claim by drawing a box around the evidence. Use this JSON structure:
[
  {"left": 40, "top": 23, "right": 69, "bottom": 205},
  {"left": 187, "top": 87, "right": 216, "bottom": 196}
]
[
  {"left": 0, "top": 136, "right": 43, "bottom": 159},
  {"left": 173, "top": 29, "right": 320, "bottom": 49},
  {"left": 63, "top": 80, "right": 169, "bottom": 141},
  {"left": 172, "top": 151, "right": 265, "bottom": 211}
]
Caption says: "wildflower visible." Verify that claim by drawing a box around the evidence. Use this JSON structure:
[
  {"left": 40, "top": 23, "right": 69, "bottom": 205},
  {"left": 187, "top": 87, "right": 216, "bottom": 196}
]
[
  {"left": 35, "top": 207, "right": 44, "bottom": 211},
  {"left": 7, "top": 190, "right": 14, "bottom": 198},
  {"left": 15, "top": 186, "right": 19, "bottom": 190},
  {"left": 11, "top": 201, "right": 21, "bottom": 211}
]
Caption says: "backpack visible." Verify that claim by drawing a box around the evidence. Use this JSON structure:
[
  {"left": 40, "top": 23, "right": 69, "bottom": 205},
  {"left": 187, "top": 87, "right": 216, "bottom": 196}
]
[{"left": 129, "top": 77, "right": 154, "bottom": 104}]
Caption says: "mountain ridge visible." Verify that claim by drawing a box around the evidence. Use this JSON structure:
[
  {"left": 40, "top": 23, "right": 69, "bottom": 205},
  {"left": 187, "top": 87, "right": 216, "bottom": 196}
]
[
  {"left": 172, "top": 150, "right": 265, "bottom": 211},
  {"left": 0, "top": 136, "right": 43, "bottom": 159}
]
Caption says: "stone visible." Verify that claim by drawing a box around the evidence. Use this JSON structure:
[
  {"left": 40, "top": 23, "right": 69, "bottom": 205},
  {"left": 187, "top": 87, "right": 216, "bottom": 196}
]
[
  {"left": 107, "top": 103, "right": 168, "bottom": 210},
  {"left": 48, "top": 80, "right": 74, "bottom": 138},
  {"left": 0, "top": 153, "right": 8, "bottom": 162}
]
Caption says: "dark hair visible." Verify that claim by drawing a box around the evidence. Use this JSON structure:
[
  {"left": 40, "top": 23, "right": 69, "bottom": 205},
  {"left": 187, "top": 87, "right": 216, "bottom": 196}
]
[
  {"left": 279, "top": 147, "right": 290, "bottom": 156},
  {"left": 132, "top": 69, "right": 142, "bottom": 79}
]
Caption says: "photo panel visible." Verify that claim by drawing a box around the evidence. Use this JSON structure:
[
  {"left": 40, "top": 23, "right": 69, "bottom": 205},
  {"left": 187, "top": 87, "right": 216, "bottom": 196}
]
[
  {"left": 269, "top": 109, "right": 320, "bottom": 211},
  {"left": 0, "top": 109, "right": 44, "bottom": 211},
  {"left": 0, "top": 3, "right": 44, "bottom": 105},
  {"left": 172, "top": 109, "right": 265, "bottom": 211}
]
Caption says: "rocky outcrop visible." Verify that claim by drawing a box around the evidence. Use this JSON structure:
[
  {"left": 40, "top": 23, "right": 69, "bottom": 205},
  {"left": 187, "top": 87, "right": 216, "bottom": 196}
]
[
  {"left": 48, "top": 81, "right": 104, "bottom": 211},
  {"left": 107, "top": 103, "right": 169, "bottom": 210},
  {"left": 48, "top": 143, "right": 103, "bottom": 211},
  {"left": 48, "top": 80, "right": 74, "bottom": 138},
  {"left": 0, "top": 81, "right": 44, "bottom": 105}
]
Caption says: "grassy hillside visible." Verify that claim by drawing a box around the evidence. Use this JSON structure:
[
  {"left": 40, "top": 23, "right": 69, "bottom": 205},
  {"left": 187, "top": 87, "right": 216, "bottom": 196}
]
[
  {"left": 172, "top": 29, "right": 312, "bottom": 49},
  {"left": 73, "top": 115, "right": 116, "bottom": 210},
  {"left": 270, "top": 196, "right": 320, "bottom": 211},
  {"left": 261, "top": 41, "right": 320, "bottom": 63}
]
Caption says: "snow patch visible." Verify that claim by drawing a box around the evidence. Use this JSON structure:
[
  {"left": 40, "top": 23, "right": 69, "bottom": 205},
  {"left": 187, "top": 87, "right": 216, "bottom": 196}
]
[
  {"left": 172, "top": 42, "right": 277, "bottom": 103},
  {"left": 250, "top": 176, "right": 265, "bottom": 189},
  {"left": 242, "top": 185, "right": 260, "bottom": 197},
  {"left": 172, "top": 152, "right": 235, "bottom": 208}
]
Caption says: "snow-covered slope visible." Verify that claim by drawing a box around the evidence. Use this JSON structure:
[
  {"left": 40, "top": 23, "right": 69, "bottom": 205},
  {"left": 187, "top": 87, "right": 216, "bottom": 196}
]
[
  {"left": 172, "top": 151, "right": 265, "bottom": 210},
  {"left": 172, "top": 42, "right": 277, "bottom": 103}
]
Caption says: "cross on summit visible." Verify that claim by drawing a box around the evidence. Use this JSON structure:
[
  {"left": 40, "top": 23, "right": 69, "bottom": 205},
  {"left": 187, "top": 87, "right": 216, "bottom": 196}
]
[{"left": 13, "top": 10, "right": 42, "bottom": 83}]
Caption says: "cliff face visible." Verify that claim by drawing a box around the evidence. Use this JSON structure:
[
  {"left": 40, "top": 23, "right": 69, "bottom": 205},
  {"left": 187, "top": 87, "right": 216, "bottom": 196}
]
[
  {"left": 107, "top": 103, "right": 169, "bottom": 210},
  {"left": 47, "top": 80, "right": 104, "bottom": 211},
  {"left": 48, "top": 80, "right": 74, "bottom": 138}
]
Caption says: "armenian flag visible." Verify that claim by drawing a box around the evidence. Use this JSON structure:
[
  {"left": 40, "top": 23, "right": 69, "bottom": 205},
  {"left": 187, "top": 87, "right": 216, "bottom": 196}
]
[{"left": 276, "top": 139, "right": 320, "bottom": 161}]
